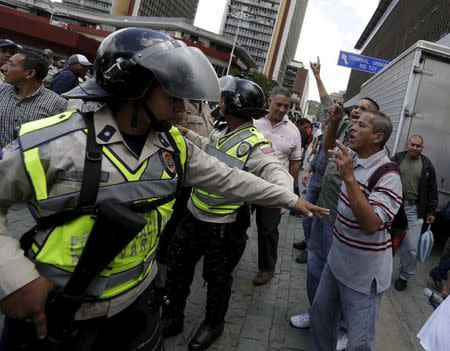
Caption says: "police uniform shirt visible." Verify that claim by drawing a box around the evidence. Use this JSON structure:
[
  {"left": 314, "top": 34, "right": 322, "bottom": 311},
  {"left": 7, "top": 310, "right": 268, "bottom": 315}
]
[
  {"left": 0, "top": 105, "right": 299, "bottom": 320},
  {"left": 185, "top": 121, "right": 294, "bottom": 223}
]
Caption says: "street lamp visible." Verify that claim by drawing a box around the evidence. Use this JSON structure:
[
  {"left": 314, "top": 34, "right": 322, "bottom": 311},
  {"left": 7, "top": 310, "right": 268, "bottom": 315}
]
[{"left": 226, "top": 7, "right": 254, "bottom": 76}]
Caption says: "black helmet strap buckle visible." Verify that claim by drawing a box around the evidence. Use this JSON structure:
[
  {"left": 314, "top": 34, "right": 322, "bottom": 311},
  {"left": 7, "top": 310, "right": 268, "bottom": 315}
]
[
  {"left": 142, "top": 103, "right": 171, "bottom": 132},
  {"left": 103, "top": 57, "right": 137, "bottom": 94}
]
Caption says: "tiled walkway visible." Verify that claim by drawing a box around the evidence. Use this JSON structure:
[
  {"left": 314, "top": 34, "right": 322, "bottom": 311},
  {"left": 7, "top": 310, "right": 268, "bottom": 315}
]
[
  {"left": 4, "top": 204, "right": 440, "bottom": 350},
  {"left": 165, "top": 213, "right": 438, "bottom": 351}
]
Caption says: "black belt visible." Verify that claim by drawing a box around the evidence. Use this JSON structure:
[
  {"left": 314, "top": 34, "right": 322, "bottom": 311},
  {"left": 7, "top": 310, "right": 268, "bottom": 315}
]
[{"left": 404, "top": 200, "right": 417, "bottom": 206}]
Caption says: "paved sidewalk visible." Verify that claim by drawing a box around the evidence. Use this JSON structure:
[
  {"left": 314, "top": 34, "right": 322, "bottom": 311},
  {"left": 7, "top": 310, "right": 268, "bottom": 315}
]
[
  {"left": 2, "top": 205, "right": 439, "bottom": 350},
  {"left": 165, "top": 212, "right": 437, "bottom": 351}
]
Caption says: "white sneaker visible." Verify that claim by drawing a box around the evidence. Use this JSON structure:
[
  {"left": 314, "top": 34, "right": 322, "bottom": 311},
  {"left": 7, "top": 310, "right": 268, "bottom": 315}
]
[
  {"left": 290, "top": 312, "right": 311, "bottom": 329},
  {"left": 336, "top": 331, "right": 348, "bottom": 351}
]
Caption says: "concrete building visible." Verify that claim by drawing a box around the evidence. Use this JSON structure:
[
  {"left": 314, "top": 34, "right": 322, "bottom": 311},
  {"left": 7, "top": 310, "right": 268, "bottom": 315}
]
[
  {"left": 220, "top": 0, "right": 307, "bottom": 84},
  {"left": 283, "top": 60, "right": 309, "bottom": 117},
  {"left": 264, "top": 0, "right": 308, "bottom": 83},
  {"left": 62, "top": 0, "right": 112, "bottom": 14},
  {"left": 346, "top": 0, "right": 450, "bottom": 99},
  {"left": 62, "top": 0, "right": 199, "bottom": 22},
  {"left": 0, "top": 0, "right": 255, "bottom": 76}
]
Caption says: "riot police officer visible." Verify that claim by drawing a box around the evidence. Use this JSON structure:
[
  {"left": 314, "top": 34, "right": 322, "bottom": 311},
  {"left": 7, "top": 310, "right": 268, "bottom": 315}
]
[
  {"left": 0, "top": 29, "right": 328, "bottom": 351},
  {"left": 162, "top": 76, "right": 302, "bottom": 350}
]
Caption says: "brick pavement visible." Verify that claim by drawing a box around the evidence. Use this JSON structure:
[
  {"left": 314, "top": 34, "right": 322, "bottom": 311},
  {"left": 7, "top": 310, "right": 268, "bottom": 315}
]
[
  {"left": 165, "top": 212, "right": 436, "bottom": 351},
  {"left": 2, "top": 205, "right": 440, "bottom": 350}
]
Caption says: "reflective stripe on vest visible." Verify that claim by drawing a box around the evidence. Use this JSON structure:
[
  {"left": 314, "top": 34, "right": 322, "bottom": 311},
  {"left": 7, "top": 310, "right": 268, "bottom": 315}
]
[
  {"left": 35, "top": 250, "right": 156, "bottom": 298},
  {"left": 191, "top": 127, "right": 269, "bottom": 215},
  {"left": 19, "top": 113, "right": 187, "bottom": 299}
]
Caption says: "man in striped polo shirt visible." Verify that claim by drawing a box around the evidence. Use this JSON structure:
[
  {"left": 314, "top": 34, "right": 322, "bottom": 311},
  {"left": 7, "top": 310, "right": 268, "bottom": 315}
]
[{"left": 309, "top": 108, "right": 403, "bottom": 350}]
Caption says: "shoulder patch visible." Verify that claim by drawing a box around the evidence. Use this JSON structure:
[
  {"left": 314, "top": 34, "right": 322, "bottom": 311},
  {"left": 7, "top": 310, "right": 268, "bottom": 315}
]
[
  {"left": 260, "top": 144, "right": 274, "bottom": 154},
  {"left": 97, "top": 125, "right": 116, "bottom": 142},
  {"left": 80, "top": 101, "right": 104, "bottom": 113},
  {"left": 236, "top": 141, "right": 252, "bottom": 158},
  {"left": 159, "top": 150, "right": 176, "bottom": 176}
]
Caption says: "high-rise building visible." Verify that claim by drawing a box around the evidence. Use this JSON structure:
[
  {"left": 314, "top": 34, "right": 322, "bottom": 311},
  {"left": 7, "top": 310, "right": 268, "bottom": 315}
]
[
  {"left": 62, "top": 0, "right": 112, "bottom": 14},
  {"left": 62, "top": 0, "right": 199, "bottom": 22},
  {"left": 133, "top": 0, "right": 199, "bottom": 20},
  {"left": 220, "top": 0, "right": 307, "bottom": 83},
  {"left": 264, "top": 0, "right": 308, "bottom": 83},
  {"left": 283, "top": 60, "right": 309, "bottom": 116},
  {"left": 346, "top": 0, "right": 450, "bottom": 99}
]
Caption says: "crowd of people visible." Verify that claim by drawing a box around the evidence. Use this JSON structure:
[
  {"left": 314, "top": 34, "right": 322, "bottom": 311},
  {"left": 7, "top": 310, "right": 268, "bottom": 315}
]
[{"left": 0, "top": 27, "right": 448, "bottom": 351}]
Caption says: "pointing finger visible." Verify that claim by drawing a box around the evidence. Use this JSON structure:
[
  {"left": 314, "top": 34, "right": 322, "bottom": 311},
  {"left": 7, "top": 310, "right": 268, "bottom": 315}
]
[{"left": 335, "top": 140, "right": 347, "bottom": 153}]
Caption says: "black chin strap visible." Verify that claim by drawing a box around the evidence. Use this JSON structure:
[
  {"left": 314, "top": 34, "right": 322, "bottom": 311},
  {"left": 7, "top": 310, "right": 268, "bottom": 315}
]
[
  {"left": 130, "top": 101, "right": 139, "bottom": 130},
  {"left": 142, "top": 103, "right": 171, "bottom": 132}
]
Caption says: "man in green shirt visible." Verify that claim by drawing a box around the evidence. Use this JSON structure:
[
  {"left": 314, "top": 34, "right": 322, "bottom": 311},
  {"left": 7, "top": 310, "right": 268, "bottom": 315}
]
[{"left": 393, "top": 135, "right": 438, "bottom": 291}]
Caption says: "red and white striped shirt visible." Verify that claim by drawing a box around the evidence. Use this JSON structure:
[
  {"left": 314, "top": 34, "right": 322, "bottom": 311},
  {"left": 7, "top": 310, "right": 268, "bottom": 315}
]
[{"left": 328, "top": 149, "right": 403, "bottom": 295}]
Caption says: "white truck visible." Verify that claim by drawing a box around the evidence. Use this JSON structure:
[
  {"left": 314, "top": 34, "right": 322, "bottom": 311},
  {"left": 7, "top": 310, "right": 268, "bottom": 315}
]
[{"left": 346, "top": 40, "right": 450, "bottom": 208}]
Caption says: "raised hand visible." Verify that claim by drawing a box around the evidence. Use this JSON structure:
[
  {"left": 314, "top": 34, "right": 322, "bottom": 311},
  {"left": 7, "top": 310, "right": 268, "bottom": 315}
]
[
  {"left": 328, "top": 101, "right": 345, "bottom": 123},
  {"left": 328, "top": 140, "right": 355, "bottom": 183},
  {"left": 310, "top": 56, "right": 321, "bottom": 77}
]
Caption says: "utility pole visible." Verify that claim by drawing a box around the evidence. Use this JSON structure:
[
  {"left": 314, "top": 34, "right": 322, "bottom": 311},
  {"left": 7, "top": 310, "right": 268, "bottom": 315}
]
[{"left": 226, "top": 7, "right": 254, "bottom": 76}]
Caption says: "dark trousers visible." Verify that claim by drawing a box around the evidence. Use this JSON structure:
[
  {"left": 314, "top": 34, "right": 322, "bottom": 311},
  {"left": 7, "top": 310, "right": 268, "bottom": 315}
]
[
  {"left": 255, "top": 206, "right": 281, "bottom": 272},
  {"left": 432, "top": 236, "right": 450, "bottom": 280},
  {"left": 163, "top": 208, "right": 249, "bottom": 325},
  {"left": 430, "top": 257, "right": 450, "bottom": 281},
  {"left": 0, "top": 284, "right": 164, "bottom": 351}
]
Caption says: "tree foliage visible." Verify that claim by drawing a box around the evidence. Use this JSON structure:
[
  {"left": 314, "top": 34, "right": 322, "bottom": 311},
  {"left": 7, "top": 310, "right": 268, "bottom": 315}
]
[{"left": 243, "top": 70, "right": 279, "bottom": 97}]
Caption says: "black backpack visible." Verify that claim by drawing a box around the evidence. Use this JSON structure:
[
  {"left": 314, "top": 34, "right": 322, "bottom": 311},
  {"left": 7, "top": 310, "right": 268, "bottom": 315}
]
[{"left": 367, "top": 162, "right": 407, "bottom": 231}]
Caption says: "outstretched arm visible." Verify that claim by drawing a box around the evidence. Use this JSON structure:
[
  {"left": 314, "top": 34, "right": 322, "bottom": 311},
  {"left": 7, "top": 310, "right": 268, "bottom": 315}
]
[
  {"left": 310, "top": 57, "right": 328, "bottom": 99},
  {"left": 323, "top": 102, "right": 345, "bottom": 152}
]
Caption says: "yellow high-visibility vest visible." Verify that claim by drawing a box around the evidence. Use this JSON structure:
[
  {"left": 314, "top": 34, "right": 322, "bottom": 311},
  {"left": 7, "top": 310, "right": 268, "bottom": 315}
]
[
  {"left": 191, "top": 126, "right": 270, "bottom": 215},
  {"left": 19, "top": 110, "right": 186, "bottom": 299}
]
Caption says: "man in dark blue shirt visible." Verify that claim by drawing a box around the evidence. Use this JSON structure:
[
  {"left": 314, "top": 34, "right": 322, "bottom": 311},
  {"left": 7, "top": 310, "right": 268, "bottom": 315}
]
[{"left": 50, "top": 54, "right": 92, "bottom": 94}]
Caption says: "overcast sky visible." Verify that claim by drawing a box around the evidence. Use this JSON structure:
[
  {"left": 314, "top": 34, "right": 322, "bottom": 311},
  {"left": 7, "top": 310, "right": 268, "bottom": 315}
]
[{"left": 194, "top": 0, "right": 379, "bottom": 101}]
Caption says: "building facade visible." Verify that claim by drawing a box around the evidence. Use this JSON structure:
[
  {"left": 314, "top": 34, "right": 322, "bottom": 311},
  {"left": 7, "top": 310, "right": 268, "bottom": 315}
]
[
  {"left": 346, "top": 0, "right": 450, "bottom": 99},
  {"left": 220, "top": 0, "right": 307, "bottom": 84},
  {"left": 264, "top": 0, "right": 308, "bottom": 83},
  {"left": 283, "top": 60, "right": 308, "bottom": 117},
  {"left": 1, "top": 0, "right": 255, "bottom": 77},
  {"left": 62, "top": 0, "right": 199, "bottom": 21},
  {"left": 133, "top": 0, "right": 199, "bottom": 21},
  {"left": 63, "top": 0, "right": 112, "bottom": 13}
]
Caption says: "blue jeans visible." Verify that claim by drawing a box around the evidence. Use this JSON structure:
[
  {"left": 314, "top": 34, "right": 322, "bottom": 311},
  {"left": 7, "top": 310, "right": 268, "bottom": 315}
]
[
  {"left": 306, "top": 218, "right": 334, "bottom": 305},
  {"left": 310, "top": 263, "right": 382, "bottom": 351},
  {"left": 302, "top": 183, "right": 321, "bottom": 245},
  {"left": 399, "top": 205, "right": 424, "bottom": 280}
]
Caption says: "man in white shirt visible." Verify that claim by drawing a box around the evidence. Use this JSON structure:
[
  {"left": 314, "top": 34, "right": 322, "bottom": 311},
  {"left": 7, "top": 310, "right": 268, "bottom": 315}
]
[{"left": 253, "top": 87, "right": 303, "bottom": 285}]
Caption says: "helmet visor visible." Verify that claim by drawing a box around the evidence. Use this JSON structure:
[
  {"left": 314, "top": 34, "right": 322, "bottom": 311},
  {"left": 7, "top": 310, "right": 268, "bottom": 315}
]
[
  {"left": 63, "top": 78, "right": 109, "bottom": 100},
  {"left": 134, "top": 45, "right": 220, "bottom": 102},
  {"left": 218, "top": 75, "right": 239, "bottom": 92}
]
